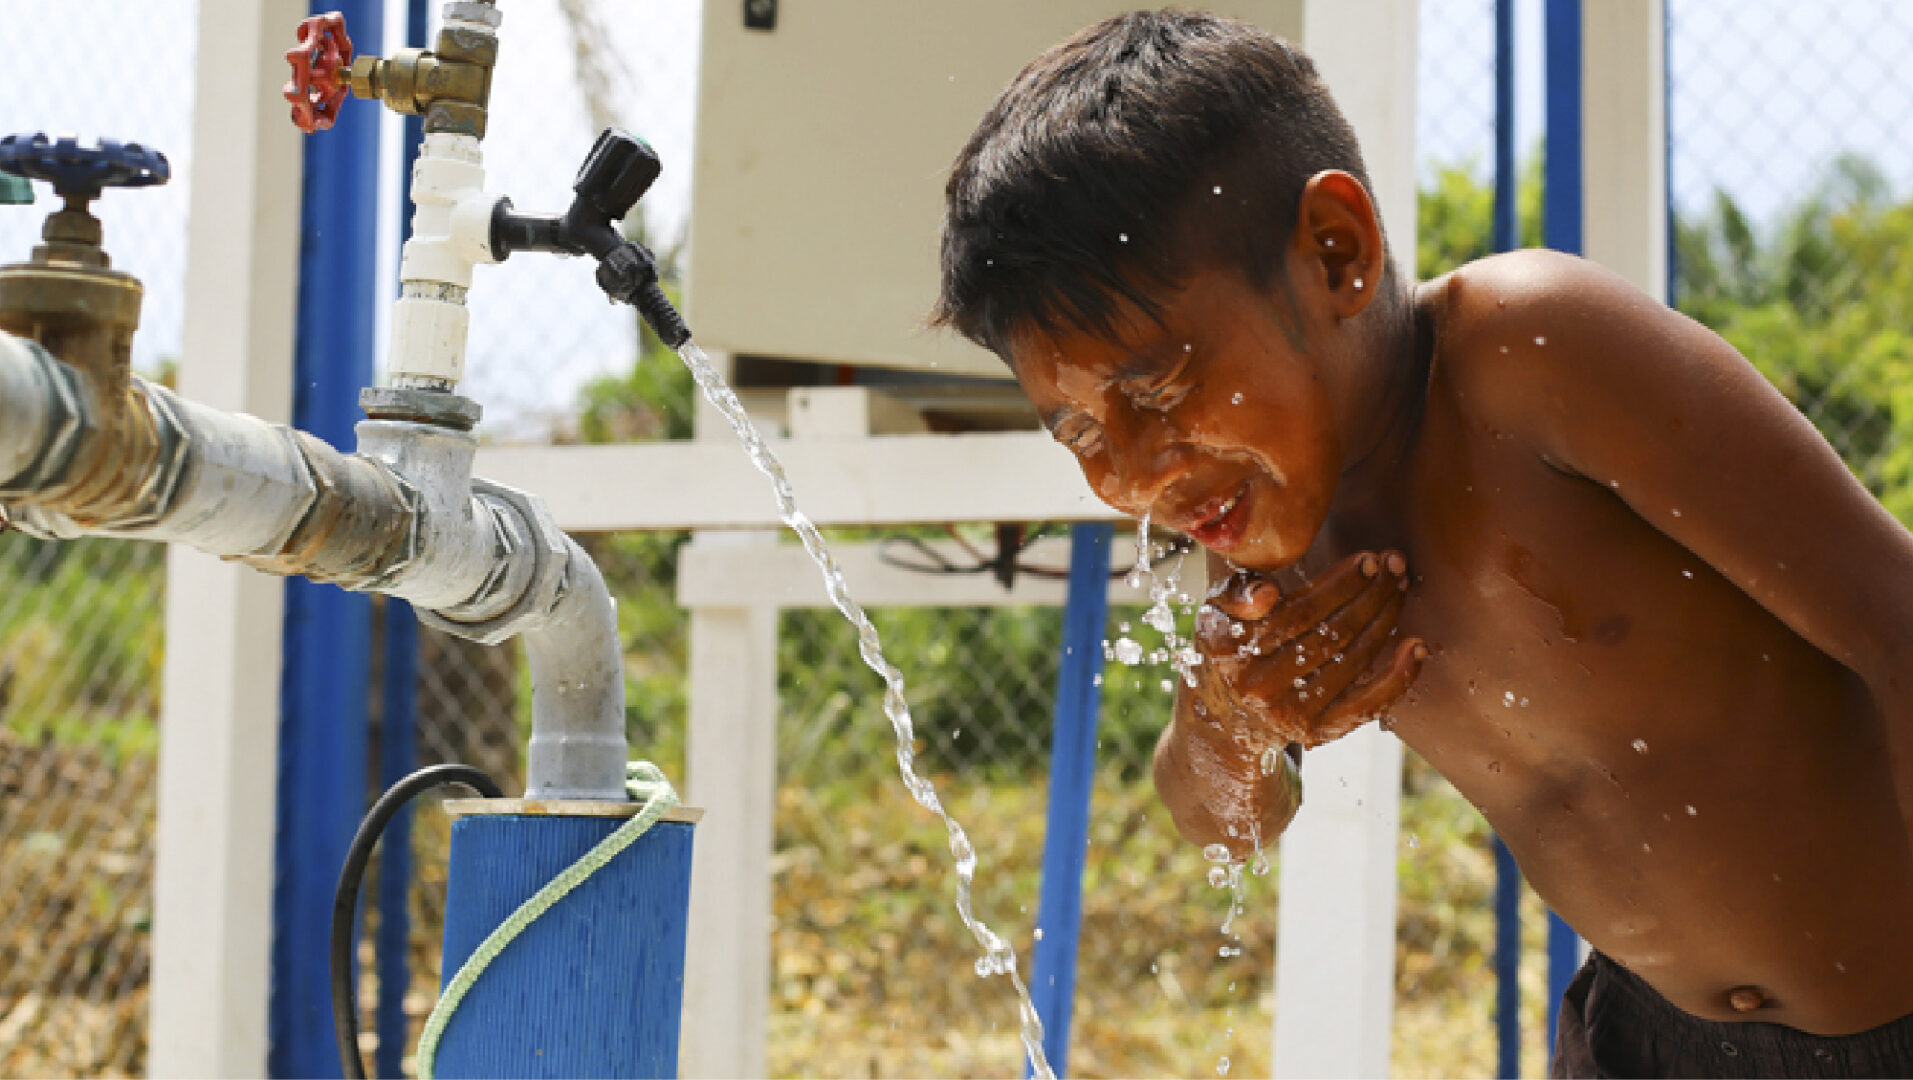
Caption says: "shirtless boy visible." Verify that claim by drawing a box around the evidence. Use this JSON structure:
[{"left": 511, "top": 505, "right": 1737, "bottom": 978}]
[{"left": 934, "top": 11, "right": 1913, "bottom": 1077}]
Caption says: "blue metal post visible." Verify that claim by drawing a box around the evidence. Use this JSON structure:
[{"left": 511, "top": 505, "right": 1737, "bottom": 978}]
[
  {"left": 1491, "top": 3, "right": 1522, "bottom": 1076},
  {"left": 434, "top": 815, "right": 698, "bottom": 1078},
  {"left": 1542, "top": 0, "right": 1585, "bottom": 1057},
  {"left": 1028, "top": 523, "right": 1114, "bottom": 1077},
  {"left": 375, "top": 601, "right": 419, "bottom": 1079},
  {"left": 271, "top": 2, "right": 385, "bottom": 1074},
  {"left": 371, "top": 4, "right": 432, "bottom": 1072}
]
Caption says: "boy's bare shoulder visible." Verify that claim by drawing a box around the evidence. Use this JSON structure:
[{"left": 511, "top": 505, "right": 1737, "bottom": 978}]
[
  {"left": 1417, "top": 247, "right": 1913, "bottom": 689},
  {"left": 1418, "top": 248, "right": 1669, "bottom": 448}
]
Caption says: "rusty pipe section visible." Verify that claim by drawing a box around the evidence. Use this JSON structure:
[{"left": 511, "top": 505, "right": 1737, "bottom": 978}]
[
  {"left": 0, "top": 330, "right": 628, "bottom": 798},
  {"left": 0, "top": 331, "right": 517, "bottom": 616}
]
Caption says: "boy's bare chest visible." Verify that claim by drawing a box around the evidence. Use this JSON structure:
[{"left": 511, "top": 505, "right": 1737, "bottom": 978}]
[{"left": 1295, "top": 396, "right": 1913, "bottom": 1029}]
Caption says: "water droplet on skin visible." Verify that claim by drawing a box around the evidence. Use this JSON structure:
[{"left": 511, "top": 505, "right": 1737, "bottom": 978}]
[
  {"left": 1671, "top": 508, "right": 1682, "bottom": 517},
  {"left": 1203, "top": 843, "right": 1231, "bottom": 863},
  {"left": 1292, "top": 677, "right": 1307, "bottom": 689},
  {"left": 1231, "top": 392, "right": 1244, "bottom": 405},
  {"left": 1212, "top": 185, "right": 1223, "bottom": 195},
  {"left": 1499, "top": 345, "right": 1509, "bottom": 354},
  {"left": 1686, "top": 804, "right": 1697, "bottom": 816},
  {"left": 1633, "top": 738, "right": 1649, "bottom": 754},
  {"left": 1259, "top": 747, "right": 1282, "bottom": 776},
  {"left": 1642, "top": 842, "right": 1652, "bottom": 853},
  {"left": 1520, "top": 697, "right": 1530, "bottom": 707},
  {"left": 1836, "top": 962, "right": 1847, "bottom": 973},
  {"left": 1118, "top": 232, "right": 1130, "bottom": 243},
  {"left": 1230, "top": 622, "right": 1246, "bottom": 639},
  {"left": 1534, "top": 335, "right": 1547, "bottom": 346},
  {"left": 1503, "top": 691, "right": 1516, "bottom": 707},
  {"left": 1682, "top": 569, "right": 1694, "bottom": 579}
]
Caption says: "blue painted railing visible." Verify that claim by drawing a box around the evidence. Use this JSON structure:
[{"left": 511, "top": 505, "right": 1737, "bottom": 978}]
[
  {"left": 1030, "top": 523, "right": 1115, "bottom": 1075},
  {"left": 271, "top": 2, "right": 385, "bottom": 1075},
  {"left": 1542, "top": 0, "right": 1585, "bottom": 1057}
]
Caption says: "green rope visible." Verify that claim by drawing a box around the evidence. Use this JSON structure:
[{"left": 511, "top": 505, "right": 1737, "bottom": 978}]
[{"left": 416, "top": 762, "right": 680, "bottom": 1080}]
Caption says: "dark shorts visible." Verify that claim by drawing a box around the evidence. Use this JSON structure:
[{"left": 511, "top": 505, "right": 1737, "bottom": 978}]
[{"left": 1551, "top": 951, "right": 1913, "bottom": 1078}]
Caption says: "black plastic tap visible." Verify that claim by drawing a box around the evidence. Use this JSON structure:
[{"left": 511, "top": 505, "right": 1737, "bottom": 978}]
[{"left": 489, "top": 128, "right": 690, "bottom": 349}]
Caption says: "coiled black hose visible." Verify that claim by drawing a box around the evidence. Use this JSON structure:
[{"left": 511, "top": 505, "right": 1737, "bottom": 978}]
[{"left": 332, "top": 764, "right": 503, "bottom": 1080}]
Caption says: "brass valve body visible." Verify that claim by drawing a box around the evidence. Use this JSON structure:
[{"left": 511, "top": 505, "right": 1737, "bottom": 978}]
[
  {"left": 347, "top": 20, "right": 498, "bottom": 137},
  {"left": 0, "top": 199, "right": 164, "bottom": 526}
]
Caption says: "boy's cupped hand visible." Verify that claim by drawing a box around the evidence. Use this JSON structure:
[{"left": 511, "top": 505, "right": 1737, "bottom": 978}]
[{"left": 1194, "top": 550, "right": 1427, "bottom": 750}]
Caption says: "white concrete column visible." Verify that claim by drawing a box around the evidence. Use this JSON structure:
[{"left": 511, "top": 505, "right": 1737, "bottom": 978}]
[
  {"left": 148, "top": 1, "right": 304, "bottom": 1076},
  {"left": 678, "top": 351, "right": 782, "bottom": 1080},
  {"left": 1582, "top": 0, "right": 1667, "bottom": 299},
  {"left": 678, "top": 592, "right": 780, "bottom": 1080},
  {"left": 1272, "top": 3, "right": 1419, "bottom": 1076},
  {"left": 1273, "top": 727, "right": 1406, "bottom": 1078}
]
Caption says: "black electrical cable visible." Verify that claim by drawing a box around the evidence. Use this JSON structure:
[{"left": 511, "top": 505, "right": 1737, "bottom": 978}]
[{"left": 332, "top": 763, "right": 503, "bottom": 1080}]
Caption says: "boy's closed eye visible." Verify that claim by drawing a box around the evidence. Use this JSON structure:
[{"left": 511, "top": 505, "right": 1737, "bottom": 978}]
[
  {"left": 1122, "top": 343, "right": 1198, "bottom": 411},
  {"left": 1049, "top": 411, "right": 1106, "bottom": 455}
]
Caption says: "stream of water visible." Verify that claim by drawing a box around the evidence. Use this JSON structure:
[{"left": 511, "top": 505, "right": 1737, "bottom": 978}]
[{"left": 675, "top": 341, "right": 1055, "bottom": 1078}]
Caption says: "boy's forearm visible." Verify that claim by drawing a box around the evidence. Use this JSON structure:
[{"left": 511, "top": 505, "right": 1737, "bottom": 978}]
[{"left": 1153, "top": 685, "right": 1303, "bottom": 859}]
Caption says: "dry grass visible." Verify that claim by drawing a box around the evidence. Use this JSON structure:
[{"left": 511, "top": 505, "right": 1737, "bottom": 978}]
[{"left": 3, "top": 738, "right": 1556, "bottom": 1079}]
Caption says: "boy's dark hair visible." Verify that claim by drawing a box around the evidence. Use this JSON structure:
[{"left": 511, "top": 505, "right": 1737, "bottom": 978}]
[{"left": 933, "top": 10, "right": 1376, "bottom": 359}]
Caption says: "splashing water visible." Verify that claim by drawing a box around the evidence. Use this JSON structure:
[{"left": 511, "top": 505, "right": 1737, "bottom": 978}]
[
  {"left": 676, "top": 342, "right": 1055, "bottom": 1078},
  {"left": 1127, "top": 516, "right": 1204, "bottom": 687}
]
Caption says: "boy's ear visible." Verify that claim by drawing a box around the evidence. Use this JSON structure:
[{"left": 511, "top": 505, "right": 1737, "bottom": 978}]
[{"left": 1295, "top": 170, "right": 1385, "bottom": 319}]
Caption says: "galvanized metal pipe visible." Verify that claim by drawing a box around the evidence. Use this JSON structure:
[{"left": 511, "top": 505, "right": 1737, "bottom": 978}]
[
  {"left": 0, "top": 332, "right": 55, "bottom": 485},
  {"left": 0, "top": 329, "right": 629, "bottom": 799}
]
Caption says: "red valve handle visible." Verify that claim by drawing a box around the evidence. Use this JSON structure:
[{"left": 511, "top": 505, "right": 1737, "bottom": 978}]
[{"left": 284, "top": 13, "right": 354, "bottom": 133}]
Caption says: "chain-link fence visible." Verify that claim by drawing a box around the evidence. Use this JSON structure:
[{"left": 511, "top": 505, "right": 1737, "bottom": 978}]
[
  {"left": 0, "top": 1, "right": 197, "bottom": 1073},
  {"left": 1669, "top": 0, "right": 1913, "bottom": 520},
  {"left": 8, "top": 0, "right": 1913, "bottom": 1076}
]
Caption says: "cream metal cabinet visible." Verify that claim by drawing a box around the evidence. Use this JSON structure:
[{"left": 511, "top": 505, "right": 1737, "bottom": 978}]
[{"left": 685, "top": 0, "right": 1304, "bottom": 378}]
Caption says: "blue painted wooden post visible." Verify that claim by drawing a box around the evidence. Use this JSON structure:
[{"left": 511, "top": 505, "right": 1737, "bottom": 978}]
[
  {"left": 376, "top": 601, "right": 419, "bottom": 1079},
  {"left": 272, "top": 2, "right": 385, "bottom": 1074},
  {"left": 372, "top": 4, "right": 432, "bottom": 1071},
  {"left": 434, "top": 814, "right": 698, "bottom": 1078},
  {"left": 1542, "top": 0, "right": 1584, "bottom": 1056},
  {"left": 1491, "top": 3, "right": 1523, "bottom": 1077},
  {"left": 1029, "top": 523, "right": 1114, "bottom": 1077}
]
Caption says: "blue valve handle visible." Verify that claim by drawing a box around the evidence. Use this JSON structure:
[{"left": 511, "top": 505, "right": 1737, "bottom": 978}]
[{"left": 0, "top": 133, "right": 170, "bottom": 199}]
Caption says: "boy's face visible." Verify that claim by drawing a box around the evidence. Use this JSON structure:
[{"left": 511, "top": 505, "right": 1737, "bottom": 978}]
[{"left": 1008, "top": 266, "right": 1346, "bottom": 572}]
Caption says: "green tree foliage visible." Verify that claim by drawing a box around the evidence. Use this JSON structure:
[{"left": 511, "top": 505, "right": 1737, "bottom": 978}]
[
  {"left": 1674, "top": 154, "right": 1913, "bottom": 520},
  {"left": 1416, "top": 153, "right": 1543, "bottom": 280}
]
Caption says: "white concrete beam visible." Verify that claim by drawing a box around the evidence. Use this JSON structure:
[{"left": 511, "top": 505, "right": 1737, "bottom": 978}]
[
  {"left": 150, "top": 1, "right": 304, "bottom": 1076},
  {"left": 473, "top": 431, "right": 1119, "bottom": 533},
  {"left": 679, "top": 535, "right": 1168, "bottom": 610},
  {"left": 1583, "top": 0, "right": 1668, "bottom": 299}
]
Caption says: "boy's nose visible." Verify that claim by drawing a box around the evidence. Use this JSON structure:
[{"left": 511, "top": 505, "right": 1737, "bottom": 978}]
[{"left": 1100, "top": 409, "right": 1183, "bottom": 514}]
